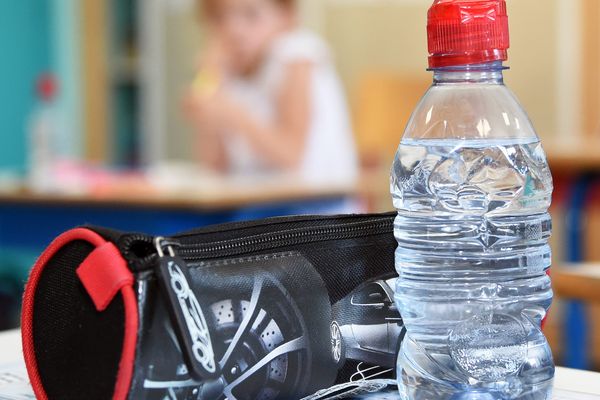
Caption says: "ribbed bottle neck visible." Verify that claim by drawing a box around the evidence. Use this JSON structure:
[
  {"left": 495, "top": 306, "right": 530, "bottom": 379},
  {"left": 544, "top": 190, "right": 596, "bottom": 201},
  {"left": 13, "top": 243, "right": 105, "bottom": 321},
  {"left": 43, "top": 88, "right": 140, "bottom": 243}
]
[{"left": 432, "top": 61, "right": 506, "bottom": 85}]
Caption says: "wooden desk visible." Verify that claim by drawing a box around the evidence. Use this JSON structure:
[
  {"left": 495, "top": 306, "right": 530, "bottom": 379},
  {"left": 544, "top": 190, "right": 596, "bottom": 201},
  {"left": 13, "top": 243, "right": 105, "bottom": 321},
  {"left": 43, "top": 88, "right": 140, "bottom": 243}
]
[
  {"left": 0, "top": 178, "right": 355, "bottom": 212},
  {"left": 1, "top": 329, "right": 598, "bottom": 398},
  {"left": 0, "top": 178, "right": 356, "bottom": 252},
  {"left": 553, "top": 264, "right": 600, "bottom": 303}
]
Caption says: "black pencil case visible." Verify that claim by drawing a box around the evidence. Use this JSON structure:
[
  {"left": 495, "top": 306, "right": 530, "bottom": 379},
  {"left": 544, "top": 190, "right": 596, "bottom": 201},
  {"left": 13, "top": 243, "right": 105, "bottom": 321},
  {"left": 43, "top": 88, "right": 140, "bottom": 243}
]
[{"left": 21, "top": 212, "right": 403, "bottom": 400}]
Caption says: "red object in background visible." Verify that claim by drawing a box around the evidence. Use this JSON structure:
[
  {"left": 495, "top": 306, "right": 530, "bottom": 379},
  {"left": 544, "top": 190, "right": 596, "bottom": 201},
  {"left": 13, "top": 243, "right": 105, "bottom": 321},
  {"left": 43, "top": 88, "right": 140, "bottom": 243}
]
[
  {"left": 427, "top": 0, "right": 510, "bottom": 68},
  {"left": 36, "top": 73, "right": 57, "bottom": 102}
]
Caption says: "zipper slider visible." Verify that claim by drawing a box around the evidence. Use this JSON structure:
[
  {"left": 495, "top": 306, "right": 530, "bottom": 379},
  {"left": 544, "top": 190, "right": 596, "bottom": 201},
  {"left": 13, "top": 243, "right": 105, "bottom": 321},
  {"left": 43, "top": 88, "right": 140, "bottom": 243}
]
[{"left": 153, "top": 237, "right": 219, "bottom": 380}]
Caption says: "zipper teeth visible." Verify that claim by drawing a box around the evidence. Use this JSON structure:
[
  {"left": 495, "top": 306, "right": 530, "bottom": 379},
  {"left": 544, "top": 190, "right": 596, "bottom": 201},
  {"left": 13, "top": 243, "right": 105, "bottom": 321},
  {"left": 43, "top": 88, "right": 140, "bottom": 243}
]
[{"left": 179, "top": 219, "right": 393, "bottom": 259}]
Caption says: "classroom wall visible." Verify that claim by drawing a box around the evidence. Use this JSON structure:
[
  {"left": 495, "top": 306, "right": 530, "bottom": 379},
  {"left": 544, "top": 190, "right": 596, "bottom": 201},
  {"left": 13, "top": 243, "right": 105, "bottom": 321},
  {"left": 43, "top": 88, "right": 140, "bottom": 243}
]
[
  {"left": 0, "top": 2, "right": 51, "bottom": 173},
  {"left": 320, "top": 0, "right": 562, "bottom": 141},
  {"left": 507, "top": 0, "right": 560, "bottom": 140}
]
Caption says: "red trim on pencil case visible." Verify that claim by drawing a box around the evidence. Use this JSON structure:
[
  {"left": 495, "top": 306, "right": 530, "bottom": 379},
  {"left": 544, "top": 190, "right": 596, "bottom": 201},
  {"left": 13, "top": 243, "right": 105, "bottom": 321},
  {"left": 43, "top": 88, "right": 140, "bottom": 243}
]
[{"left": 21, "top": 228, "right": 138, "bottom": 400}]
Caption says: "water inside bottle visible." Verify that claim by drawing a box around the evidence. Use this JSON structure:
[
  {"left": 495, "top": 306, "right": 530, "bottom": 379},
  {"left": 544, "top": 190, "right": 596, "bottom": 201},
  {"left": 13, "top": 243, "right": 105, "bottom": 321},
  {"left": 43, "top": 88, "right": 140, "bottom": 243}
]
[{"left": 392, "top": 138, "right": 554, "bottom": 399}]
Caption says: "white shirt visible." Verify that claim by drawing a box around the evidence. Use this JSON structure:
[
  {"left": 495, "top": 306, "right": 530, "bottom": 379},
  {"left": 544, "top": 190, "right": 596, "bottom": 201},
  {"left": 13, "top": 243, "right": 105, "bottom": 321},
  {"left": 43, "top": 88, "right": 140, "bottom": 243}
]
[{"left": 224, "top": 29, "right": 358, "bottom": 185}]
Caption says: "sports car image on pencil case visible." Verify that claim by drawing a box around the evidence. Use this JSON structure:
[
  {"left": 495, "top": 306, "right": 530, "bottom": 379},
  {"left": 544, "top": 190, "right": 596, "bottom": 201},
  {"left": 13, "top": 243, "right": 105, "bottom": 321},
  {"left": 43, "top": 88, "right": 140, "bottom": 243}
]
[
  {"left": 130, "top": 253, "right": 402, "bottom": 400},
  {"left": 330, "top": 277, "right": 404, "bottom": 369}
]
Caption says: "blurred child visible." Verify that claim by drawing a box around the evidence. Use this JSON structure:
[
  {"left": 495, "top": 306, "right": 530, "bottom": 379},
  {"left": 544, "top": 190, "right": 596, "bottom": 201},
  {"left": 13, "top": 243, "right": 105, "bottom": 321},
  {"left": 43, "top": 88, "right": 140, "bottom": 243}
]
[{"left": 185, "top": 0, "right": 357, "bottom": 184}]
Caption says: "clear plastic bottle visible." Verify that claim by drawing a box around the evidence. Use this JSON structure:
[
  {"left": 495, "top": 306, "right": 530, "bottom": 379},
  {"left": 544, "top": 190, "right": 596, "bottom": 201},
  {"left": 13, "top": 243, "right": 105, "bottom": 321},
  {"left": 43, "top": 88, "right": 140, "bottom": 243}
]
[
  {"left": 28, "top": 74, "right": 59, "bottom": 193},
  {"left": 391, "top": 1, "right": 554, "bottom": 399}
]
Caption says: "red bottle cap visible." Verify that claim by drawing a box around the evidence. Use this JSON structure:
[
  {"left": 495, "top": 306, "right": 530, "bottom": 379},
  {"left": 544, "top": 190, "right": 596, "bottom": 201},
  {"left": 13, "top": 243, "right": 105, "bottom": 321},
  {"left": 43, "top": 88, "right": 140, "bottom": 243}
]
[
  {"left": 36, "top": 73, "right": 57, "bottom": 101},
  {"left": 427, "top": 0, "right": 510, "bottom": 68}
]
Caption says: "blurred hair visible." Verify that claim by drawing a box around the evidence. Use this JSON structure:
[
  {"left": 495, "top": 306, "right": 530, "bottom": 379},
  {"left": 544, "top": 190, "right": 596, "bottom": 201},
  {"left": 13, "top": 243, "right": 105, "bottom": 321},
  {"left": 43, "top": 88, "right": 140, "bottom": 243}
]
[{"left": 200, "top": 0, "right": 296, "bottom": 20}]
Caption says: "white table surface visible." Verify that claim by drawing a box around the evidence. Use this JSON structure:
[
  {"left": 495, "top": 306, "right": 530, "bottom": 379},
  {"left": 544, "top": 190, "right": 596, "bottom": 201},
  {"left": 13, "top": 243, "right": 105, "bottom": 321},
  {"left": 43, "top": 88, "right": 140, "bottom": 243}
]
[{"left": 1, "top": 329, "right": 599, "bottom": 397}]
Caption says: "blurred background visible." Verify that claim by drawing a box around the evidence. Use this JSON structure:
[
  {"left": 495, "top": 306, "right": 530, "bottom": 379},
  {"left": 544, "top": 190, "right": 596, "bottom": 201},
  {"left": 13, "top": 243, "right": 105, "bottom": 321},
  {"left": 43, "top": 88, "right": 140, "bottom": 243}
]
[{"left": 0, "top": 0, "right": 599, "bottom": 374}]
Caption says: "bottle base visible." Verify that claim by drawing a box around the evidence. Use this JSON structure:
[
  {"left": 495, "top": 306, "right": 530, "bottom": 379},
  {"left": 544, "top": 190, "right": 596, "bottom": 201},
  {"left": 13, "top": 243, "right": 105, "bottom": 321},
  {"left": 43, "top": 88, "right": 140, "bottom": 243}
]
[{"left": 396, "top": 336, "right": 554, "bottom": 400}]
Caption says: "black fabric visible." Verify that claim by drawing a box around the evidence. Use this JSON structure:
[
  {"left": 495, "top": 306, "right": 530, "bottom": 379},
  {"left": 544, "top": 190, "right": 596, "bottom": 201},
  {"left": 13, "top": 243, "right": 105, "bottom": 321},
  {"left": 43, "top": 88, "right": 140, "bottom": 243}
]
[
  {"left": 196, "top": 234, "right": 396, "bottom": 305},
  {"left": 299, "top": 237, "right": 396, "bottom": 305},
  {"left": 33, "top": 240, "right": 125, "bottom": 400},
  {"left": 178, "top": 215, "right": 396, "bottom": 305}
]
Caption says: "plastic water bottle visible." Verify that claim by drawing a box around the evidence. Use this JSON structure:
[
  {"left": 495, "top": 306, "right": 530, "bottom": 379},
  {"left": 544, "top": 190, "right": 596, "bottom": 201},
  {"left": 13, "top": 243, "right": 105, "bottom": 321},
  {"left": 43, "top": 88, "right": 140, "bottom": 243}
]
[
  {"left": 28, "top": 74, "right": 59, "bottom": 193},
  {"left": 391, "top": 1, "right": 554, "bottom": 399}
]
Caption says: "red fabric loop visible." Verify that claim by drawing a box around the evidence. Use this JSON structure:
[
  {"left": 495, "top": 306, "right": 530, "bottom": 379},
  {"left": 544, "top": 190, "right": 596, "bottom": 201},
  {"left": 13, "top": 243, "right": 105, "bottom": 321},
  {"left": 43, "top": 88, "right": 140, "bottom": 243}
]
[{"left": 77, "top": 242, "right": 134, "bottom": 312}]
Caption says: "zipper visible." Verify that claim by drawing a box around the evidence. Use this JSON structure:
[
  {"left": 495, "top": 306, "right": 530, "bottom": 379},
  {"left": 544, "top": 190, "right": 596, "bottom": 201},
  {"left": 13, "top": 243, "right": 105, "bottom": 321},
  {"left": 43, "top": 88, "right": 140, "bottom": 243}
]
[
  {"left": 120, "top": 215, "right": 394, "bottom": 272},
  {"left": 177, "top": 217, "right": 393, "bottom": 260}
]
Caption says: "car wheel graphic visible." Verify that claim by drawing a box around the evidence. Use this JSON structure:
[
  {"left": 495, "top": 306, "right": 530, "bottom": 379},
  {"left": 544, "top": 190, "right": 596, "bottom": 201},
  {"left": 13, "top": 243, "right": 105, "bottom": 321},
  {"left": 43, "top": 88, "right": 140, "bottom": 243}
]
[
  {"left": 141, "top": 262, "right": 335, "bottom": 400},
  {"left": 330, "top": 321, "right": 345, "bottom": 366},
  {"left": 209, "top": 277, "right": 311, "bottom": 400},
  {"left": 142, "top": 277, "right": 311, "bottom": 400}
]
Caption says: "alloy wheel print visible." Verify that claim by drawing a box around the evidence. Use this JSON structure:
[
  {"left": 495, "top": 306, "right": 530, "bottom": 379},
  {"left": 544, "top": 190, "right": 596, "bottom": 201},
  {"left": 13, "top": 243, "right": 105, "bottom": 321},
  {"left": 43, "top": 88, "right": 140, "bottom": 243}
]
[
  {"left": 218, "top": 276, "right": 310, "bottom": 400},
  {"left": 144, "top": 275, "right": 312, "bottom": 400},
  {"left": 330, "top": 322, "right": 343, "bottom": 364}
]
